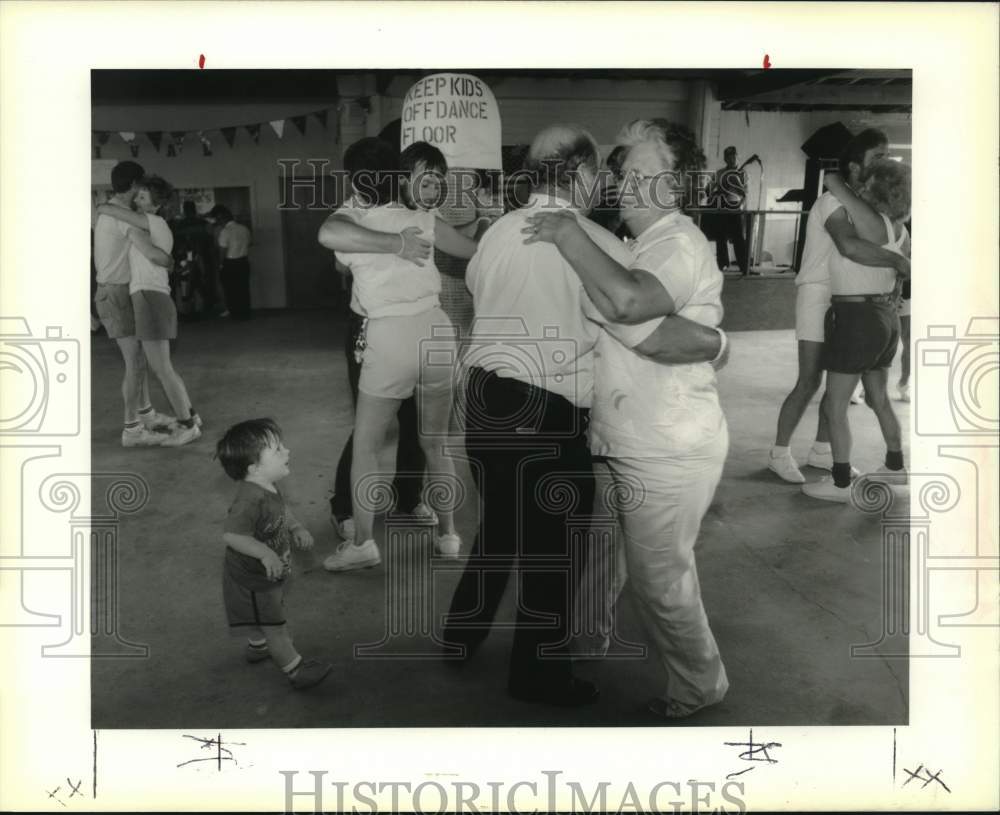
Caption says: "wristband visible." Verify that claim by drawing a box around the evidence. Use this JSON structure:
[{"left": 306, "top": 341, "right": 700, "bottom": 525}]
[{"left": 710, "top": 326, "right": 728, "bottom": 367}]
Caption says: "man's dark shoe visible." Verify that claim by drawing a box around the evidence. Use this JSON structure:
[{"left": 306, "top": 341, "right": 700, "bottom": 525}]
[{"left": 508, "top": 677, "right": 600, "bottom": 707}]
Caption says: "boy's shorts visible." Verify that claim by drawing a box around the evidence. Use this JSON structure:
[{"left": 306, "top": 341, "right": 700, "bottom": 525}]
[
  {"left": 94, "top": 283, "right": 135, "bottom": 338},
  {"left": 822, "top": 297, "right": 900, "bottom": 374},
  {"left": 795, "top": 281, "right": 831, "bottom": 343},
  {"left": 359, "top": 307, "right": 457, "bottom": 399},
  {"left": 223, "top": 570, "right": 286, "bottom": 629},
  {"left": 132, "top": 290, "right": 178, "bottom": 341}
]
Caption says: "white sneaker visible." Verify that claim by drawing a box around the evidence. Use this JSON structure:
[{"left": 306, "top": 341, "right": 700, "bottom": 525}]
[
  {"left": 412, "top": 502, "right": 440, "bottom": 525},
  {"left": 434, "top": 533, "right": 461, "bottom": 559},
  {"left": 768, "top": 451, "right": 805, "bottom": 483},
  {"left": 323, "top": 538, "right": 381, "bottom": 572},
  {"left": 333, "top": 516, "right": 356, "bottom": 542},
  {"left": 121, "top": 426, "right": 168, "bottom": 447},
  {"left": 160, "top": 423, "right": 202, "bottom": 447},
  {"left": 139, "top": 409, "right": 177, "bottom": 432},
  {"left": 849, "top": 384, "right": 865, "bottom": 405},
  {"left": 191, "top": 412, "right": 204, "bottom": 429},
  {"left": 896, "top": 384, "right": 910, "bottom": 403},
  {"left": 801, "top": 477, "right": 851, "bottom": 503},
  {"left": 806, "top": 449, "right": 860, "bottom": 478}
]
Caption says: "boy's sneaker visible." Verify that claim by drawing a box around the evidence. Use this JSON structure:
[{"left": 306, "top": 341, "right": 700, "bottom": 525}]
[
  {"left": 191, "top": 412, "right": 204, "bottom": 428},
  {"left": 801, "top": 477, "right": 851, "bottom": 503},
  {"left": 332, "top": 516, "right": 356, "bottom": 542},
  {"left": 245, "top": 642, "right": 270, "bottom": 664},
  {"left": 434, "top": 533, "right": 461, "bottom": 559},
  {"left": 139, "top": 409, "right": 177, "bottom": 432},
  {"left": 288, "top": 658, "right": 332, "bottom": 690},
  {"left": 896, "top": 384, "right": 911, "bottom": 403},
  {"left": 323, "top": 539, "right": 381, "bottom": 572},
  {"left": 768, "top": 451, "right": 805, "bottom": 483},
  {"left": 806, "top": 449, "right": 860, "bottom": 478},
  {"left": 160, "top": 423, "right": 202, "bottom": 447},
  {"left": 121, "top": 426, "right": 168, "bottom": 447},
  {"left": 412, "top": 502, "right": 439, "bottom": 525}
]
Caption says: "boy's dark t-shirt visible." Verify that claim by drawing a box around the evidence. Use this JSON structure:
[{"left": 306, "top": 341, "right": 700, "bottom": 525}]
[{"left": 224, "top": 480, "right": 293, "bottom": 591}]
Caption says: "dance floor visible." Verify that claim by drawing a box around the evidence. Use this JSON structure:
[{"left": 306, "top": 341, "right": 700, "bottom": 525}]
[{"left": 90, "top": 308, "right": 910, "bottom": 728}]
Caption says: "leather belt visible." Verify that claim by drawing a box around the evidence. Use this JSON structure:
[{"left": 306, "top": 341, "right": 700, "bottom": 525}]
[{"left": 831, "top": 294, "right": 894, "bottom": 303}]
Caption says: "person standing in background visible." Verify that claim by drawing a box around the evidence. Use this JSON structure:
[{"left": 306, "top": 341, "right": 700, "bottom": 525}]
[
  {"left": 172, "top": 200, "right": 218, "bottom": 316},
  {"left": 209, "top": 205, "right": 253, "bottom": 320},
  {"left": 711, "top": 146, "right": 750, "bottom": 276}
]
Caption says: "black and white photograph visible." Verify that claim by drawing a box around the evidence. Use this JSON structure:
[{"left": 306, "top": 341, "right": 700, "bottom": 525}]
[
  {"left": 2, "top": 2, "right": 997, "bottom": 813},
  {"left": 88, "top": 67, "right": 917, "bottom": 730}
]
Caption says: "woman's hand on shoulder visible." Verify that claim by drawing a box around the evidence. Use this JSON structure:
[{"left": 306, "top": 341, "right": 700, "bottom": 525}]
[{"left": 522, "top": 209, "right": 580, "bottom": 246}]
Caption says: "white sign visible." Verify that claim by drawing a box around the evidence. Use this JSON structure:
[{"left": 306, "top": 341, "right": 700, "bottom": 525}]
[{"left": 400, "top": 73, "right": 502, "bottom": 170}]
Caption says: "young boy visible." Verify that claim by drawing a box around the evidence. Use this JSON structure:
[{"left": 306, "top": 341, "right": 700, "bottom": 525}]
[{"left": 216, "top": 418, "right": 331, "bottom": 688}]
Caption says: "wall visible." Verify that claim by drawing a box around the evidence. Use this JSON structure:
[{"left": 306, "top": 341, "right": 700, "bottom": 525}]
[
  {"left": 93, "top": 77, "right": 697, "bottom": 309},
  {"left": 379, "top": 75, "right": 692, "bottom": 146},
  {"left": 92, "top": 101, "right": 342, "bottom": 309}
]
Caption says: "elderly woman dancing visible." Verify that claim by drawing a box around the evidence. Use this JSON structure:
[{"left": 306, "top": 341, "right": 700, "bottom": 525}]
[{"left": 524, "top": 120, "right": 729, "bottom": 718}]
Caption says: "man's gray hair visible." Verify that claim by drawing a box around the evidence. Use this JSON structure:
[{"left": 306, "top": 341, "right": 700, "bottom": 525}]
[{"left": 524, "top": 124, "right": 600, "bottom": 190}]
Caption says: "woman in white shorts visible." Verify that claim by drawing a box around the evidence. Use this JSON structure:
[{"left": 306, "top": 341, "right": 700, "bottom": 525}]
[
  {"left": 97, "top": 176, "right": 201, "bottom": 447},
  {"left": 318, "top": 140, "right": 483, "bottom": 571}
]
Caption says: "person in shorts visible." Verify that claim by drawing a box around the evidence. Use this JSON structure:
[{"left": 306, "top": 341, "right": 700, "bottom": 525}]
[
  {"left": 93, "top": 161, "right": 178, "bottom": 447},
  {"left": 97, "top": 176, "right": 202, "bottom": 447},
  {"left": 803, "top": 159, "right": 911, "bottom": 502},
  {"left": 216, "top": 418, "right": 331, "bottom": 690},
  {"left": 767, "top": 130, "right": 911, "bottom": 484},
  {"left": 317, "top": 139, "right": 482, "bottom": 571}
]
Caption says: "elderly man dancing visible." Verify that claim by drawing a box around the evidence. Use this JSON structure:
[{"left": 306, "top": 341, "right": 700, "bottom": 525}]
[
  {"left": 443, "top": 124, "right": 726, "bottom": 708},
  {"left": 524, "top": 119, "right": 732, "bottom": 718}
]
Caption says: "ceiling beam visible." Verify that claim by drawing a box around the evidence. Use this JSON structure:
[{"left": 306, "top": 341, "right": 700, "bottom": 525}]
[
  {"left": 721, "top": 81, "right": 911, "bottom": 109},
  {"left": 716, "top": 69, "right": 842, "bottom": 101}
]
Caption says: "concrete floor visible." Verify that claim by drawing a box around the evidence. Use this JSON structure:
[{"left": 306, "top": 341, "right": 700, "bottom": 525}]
[{"left": 90, "top": 309, "right": 909, "bottom": 728}]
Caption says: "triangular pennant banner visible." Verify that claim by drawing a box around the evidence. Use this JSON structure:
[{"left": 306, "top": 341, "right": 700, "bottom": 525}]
[
  {"left": 147, "top": 131, "right": 163, "bottom": 152},
  {"left": 221, "top": 127, "right": 237, "bottom": 148},
  {"left": 246, "top": 123, "right": 261, "bottom": 144},
  {"left": 313, "top": 109, "right": 328, "bottom": 129},
  {"left": 96, "top": 131, "right": 111, "bottom": 146},
  {"left": 269, "top": 119, "right": 285, "bottom": 139},
  {"left": 119, "top": 131, "right": 136, "bottom": 144},
  {"left": 291, "top": 115, "right": 307, "bottom": 136}
]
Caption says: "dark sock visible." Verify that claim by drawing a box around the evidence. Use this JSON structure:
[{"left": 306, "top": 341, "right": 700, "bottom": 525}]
[
  {"left": 885, "top": 450, "right": 904, "bottom": 471},
  {"left": 832, "top": 462, "right": 852, "bottom": 488},
  {"left": 137, "top": 405, "right": 153, "bottom": 416}
]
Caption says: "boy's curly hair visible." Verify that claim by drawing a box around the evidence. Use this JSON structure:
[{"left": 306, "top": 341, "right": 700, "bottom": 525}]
[
  {"left": 863, "top": 159, "right": 911, "bottom": 222},
  {"left": 216, "top": 418, "right": 283, "bottom": 481}
]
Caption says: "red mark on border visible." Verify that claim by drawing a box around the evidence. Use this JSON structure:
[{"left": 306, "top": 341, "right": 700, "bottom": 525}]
[
  {"left": 198, "top": 54, "right": 206, "bottom": 69},
  {"left": 763, "top": 54, "right": 772, "bottom": 69}
]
